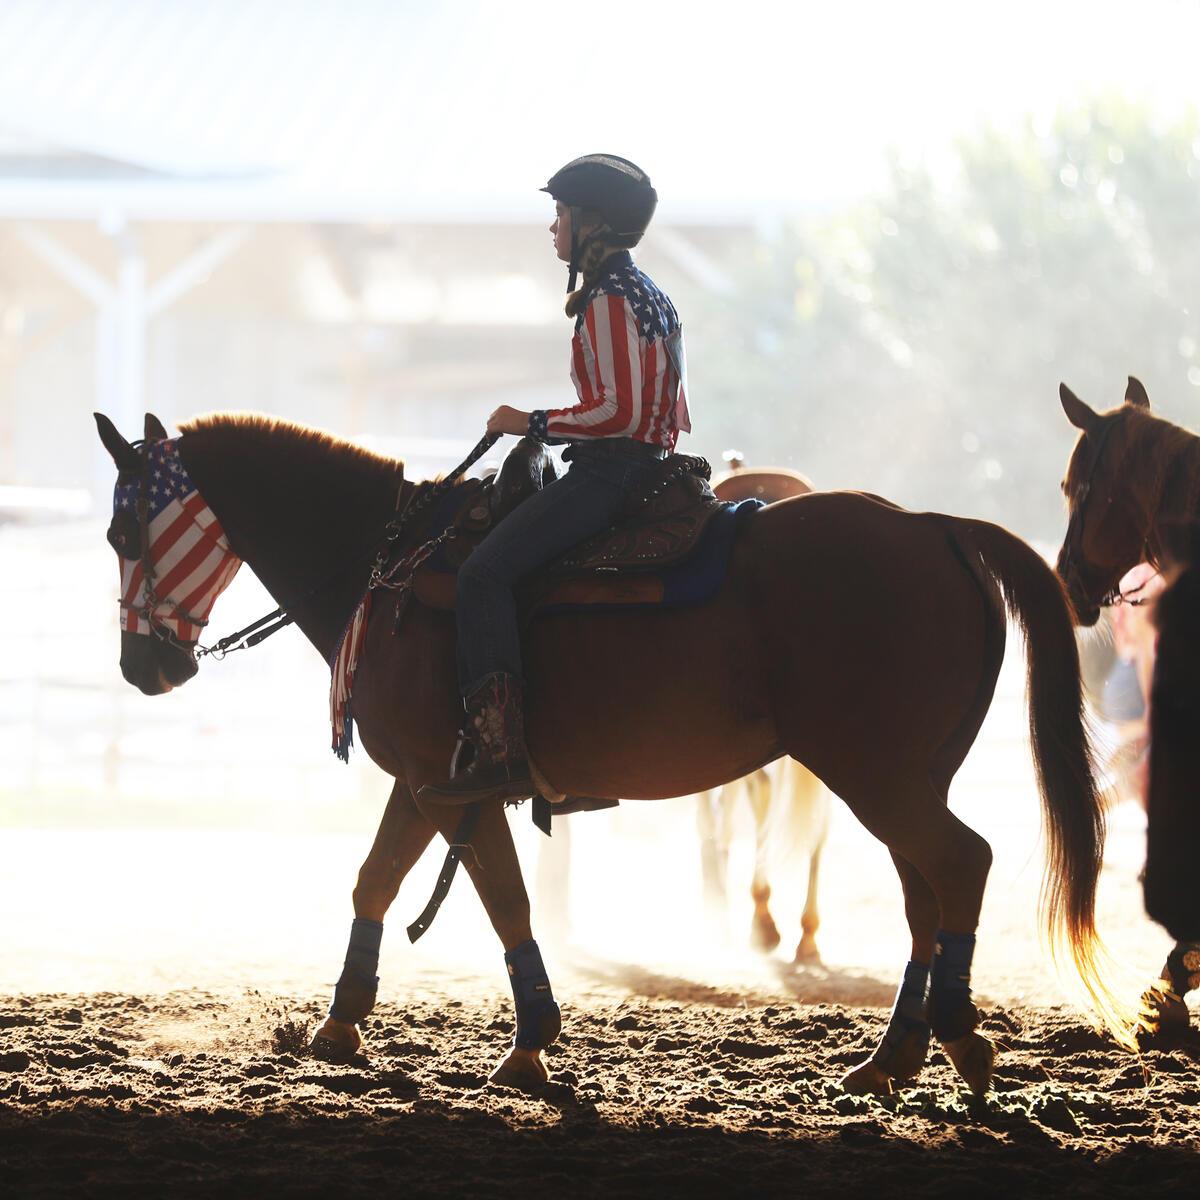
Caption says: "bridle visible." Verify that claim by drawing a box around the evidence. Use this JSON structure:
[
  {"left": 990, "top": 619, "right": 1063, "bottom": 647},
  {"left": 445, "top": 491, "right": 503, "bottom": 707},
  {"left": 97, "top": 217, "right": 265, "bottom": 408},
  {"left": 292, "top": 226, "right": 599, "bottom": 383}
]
[
  {"left": 112, "top": 429, "right": 501, "bottom": 665},
  {"left": 1061, "top": 418, "right": 1155, "bottom": 609},
  {"left": 114, "top": 437, "right": 242, "bottom": 657}
]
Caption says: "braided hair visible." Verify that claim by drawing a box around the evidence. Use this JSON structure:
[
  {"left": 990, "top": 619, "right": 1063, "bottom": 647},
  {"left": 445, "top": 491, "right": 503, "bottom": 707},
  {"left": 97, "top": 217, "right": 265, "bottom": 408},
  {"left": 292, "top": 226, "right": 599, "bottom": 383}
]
[{"left": 564, "top": 216, "right": 611, "bottom": 319}]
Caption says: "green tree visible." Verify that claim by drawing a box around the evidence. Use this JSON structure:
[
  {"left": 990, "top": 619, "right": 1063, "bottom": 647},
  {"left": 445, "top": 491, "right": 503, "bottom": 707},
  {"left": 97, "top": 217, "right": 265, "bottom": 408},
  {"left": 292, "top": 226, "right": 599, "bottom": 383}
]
[{"left": 690, "top": 99, "right": 1200, "bottom": 541}]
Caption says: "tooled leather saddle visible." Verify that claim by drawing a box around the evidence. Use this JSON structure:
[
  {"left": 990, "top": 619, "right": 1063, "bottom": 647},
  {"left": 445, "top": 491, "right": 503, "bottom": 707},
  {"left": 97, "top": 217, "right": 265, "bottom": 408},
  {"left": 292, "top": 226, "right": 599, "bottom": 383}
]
[{"left": 406, "top": 437, "right": 733, "bottom": 616}]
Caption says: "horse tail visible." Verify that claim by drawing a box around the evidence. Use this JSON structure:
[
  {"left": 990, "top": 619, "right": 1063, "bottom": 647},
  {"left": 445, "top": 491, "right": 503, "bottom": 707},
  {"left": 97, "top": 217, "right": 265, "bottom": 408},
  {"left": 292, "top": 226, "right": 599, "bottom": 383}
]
[{"left": 951, "top": 518, "right": 1138, "bottom": 1049}]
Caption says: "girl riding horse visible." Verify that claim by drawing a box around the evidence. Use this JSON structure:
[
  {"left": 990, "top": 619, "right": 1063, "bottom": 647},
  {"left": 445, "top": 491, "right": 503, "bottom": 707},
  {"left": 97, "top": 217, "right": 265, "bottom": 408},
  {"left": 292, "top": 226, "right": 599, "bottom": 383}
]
[{"left": 420, "top": 153, "right": 690, "bottom": 806}]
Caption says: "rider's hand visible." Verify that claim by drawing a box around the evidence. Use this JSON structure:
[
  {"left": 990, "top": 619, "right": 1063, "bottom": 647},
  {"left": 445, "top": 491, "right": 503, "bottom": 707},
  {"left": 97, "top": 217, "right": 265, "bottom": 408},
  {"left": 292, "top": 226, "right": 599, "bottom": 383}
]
[{"left": 486, "top": 405, "right": 530, "bottom": 437}]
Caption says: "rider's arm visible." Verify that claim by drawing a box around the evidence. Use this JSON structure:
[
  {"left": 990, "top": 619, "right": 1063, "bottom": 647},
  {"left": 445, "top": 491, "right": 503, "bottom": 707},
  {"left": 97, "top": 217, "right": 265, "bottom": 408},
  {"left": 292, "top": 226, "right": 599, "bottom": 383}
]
[{"left": 528, "top": 293, "right": 644, "bottom": 441}]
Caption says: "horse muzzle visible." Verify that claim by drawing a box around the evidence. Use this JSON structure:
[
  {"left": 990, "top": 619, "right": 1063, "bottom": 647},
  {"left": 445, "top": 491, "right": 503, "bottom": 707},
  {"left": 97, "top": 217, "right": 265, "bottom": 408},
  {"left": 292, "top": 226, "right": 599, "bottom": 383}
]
[
  {"left": 120, "top": 632, "right": 199, "bottom": 695},
  {"left": 1055, "top": 552, "right": 1104, "bottom": 627}
]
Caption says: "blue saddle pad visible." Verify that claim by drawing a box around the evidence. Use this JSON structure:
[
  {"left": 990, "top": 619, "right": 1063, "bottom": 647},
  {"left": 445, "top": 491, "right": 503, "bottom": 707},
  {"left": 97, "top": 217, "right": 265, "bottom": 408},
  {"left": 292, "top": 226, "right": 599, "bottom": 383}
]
[{"left": 536, "top": 499, "right": 763, "bottom": 616}]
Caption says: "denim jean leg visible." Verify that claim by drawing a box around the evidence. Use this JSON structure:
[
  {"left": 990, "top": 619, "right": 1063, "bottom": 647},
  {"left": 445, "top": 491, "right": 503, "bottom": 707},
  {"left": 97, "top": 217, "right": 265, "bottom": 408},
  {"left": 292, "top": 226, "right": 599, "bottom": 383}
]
[{"left": 455, "top": 466, "right": 628, "bottom": 693}]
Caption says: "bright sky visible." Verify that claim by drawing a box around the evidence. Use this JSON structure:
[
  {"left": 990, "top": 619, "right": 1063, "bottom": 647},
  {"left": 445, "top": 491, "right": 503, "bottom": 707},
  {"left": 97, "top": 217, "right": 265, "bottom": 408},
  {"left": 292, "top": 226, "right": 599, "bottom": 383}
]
[{"left": 0, "top": 0, "right": 1197, "bottom": 216}]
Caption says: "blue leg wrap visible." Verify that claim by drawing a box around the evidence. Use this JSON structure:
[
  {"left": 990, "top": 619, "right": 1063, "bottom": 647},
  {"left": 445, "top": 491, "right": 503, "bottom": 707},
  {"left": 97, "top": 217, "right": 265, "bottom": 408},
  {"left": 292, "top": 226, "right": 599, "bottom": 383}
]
[
  {"left": 929, "top": 930, "right": 977, "bottom": 1042},
  {"left": 1166, "top": 940, "right": 1200, "bottom": 997},
  {"left": 505, "top": 939, "right": 561, "bottom": 1051},
  {"left": 873, "top": 959, "right": 931, "bottom": 1074},
  {"left": 329, "top": 918, "right": 383, "bottom": 1024}
]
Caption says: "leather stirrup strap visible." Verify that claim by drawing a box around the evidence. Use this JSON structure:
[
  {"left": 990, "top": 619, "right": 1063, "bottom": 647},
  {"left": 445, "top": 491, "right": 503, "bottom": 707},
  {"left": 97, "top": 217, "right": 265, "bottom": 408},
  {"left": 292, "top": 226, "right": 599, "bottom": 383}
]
[
  {"left": 406, "top": 803, "right": 482, "bottom": 943},
  {"left": 532, "top": 794, "right": 553, "bottom": 836}
]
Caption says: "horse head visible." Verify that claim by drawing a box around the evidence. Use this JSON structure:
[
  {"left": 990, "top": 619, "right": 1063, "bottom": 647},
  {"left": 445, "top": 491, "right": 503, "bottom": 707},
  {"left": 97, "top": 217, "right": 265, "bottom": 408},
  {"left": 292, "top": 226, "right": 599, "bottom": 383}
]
[
  {"left": 94, "top": 412, "right": 242, "bottom": 695},
  {"left": 1143, "top": 520, "right": 1200, "bottom": 940},
  {"left": 1054, "top": 377, "right": 1157, "bottom": 625}
]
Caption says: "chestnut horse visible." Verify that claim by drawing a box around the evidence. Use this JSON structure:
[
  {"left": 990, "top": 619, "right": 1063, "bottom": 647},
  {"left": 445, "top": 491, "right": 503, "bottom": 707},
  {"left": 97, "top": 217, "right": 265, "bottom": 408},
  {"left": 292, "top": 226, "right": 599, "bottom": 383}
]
[
  {"left": 96, "top": 410, "right": 1128, "bottom": 1096},
  {"left": 1055, "top": 377, "right": 1200, "bottom": 1032}
]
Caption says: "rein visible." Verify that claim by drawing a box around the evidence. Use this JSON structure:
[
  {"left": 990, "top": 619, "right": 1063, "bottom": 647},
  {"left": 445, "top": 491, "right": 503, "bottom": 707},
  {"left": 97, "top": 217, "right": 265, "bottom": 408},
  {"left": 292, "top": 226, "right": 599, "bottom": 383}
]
[
  {"left": 367, "top": 431, "right": 499, "bottom": 593},
  {"left": 1113, "top": 576, "right": 1156, "bottom": 608}
]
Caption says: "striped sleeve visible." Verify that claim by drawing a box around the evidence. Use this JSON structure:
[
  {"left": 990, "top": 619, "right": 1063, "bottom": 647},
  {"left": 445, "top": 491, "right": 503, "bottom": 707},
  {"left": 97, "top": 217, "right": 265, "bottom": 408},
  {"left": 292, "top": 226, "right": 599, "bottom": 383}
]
[{"left": 531, "top": 293, "right": 644, "bottom": 440}]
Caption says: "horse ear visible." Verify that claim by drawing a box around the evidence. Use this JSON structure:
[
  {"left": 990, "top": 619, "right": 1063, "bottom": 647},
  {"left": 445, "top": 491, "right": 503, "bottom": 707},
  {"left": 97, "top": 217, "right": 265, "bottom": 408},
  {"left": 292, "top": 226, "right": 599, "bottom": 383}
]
[
  {"left": 1059, "top": 383, "right": 1099, "bottom": 433},
  {"left": 1125, "top": 376, "right": 1151, "bottom": 409},
  {"left": 144, "top": 413, "right": 169, "bottom": 441},
  {"left": 94, "top": 412, "right": 140, "bottom": 473}
]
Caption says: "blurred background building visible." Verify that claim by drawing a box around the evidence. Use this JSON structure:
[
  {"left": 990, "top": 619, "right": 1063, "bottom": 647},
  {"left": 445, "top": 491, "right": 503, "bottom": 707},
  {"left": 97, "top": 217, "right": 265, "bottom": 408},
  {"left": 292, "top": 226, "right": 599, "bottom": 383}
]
[{"left": 1, "top": 0, "right": 1197, "bottom": 831}]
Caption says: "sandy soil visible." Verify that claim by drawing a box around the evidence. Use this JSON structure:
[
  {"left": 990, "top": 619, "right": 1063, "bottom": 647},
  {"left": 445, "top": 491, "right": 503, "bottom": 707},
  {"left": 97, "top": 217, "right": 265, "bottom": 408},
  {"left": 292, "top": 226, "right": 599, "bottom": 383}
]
[
  {"left": 3, "top": 967, "right": 1200, "bottom": 1199},
  {"left": 3, "top": 659, "right": 1199, "bottom": 1196}
]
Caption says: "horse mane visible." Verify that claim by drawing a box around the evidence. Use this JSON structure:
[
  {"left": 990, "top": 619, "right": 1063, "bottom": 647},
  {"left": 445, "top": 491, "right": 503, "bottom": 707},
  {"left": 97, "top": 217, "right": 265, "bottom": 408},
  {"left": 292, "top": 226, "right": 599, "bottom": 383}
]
[
  {"left": 177, "top": 412, "right": 407, "bottom": 485},
  {"left": 1121, "top": 407, "right": 1200, "bottom": 510}
]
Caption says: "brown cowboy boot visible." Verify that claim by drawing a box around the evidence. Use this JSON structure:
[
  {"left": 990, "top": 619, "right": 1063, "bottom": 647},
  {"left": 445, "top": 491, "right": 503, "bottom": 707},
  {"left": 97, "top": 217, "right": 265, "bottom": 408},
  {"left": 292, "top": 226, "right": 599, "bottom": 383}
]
[{"left": 419, "top": 672, "right": 534, "bottom": 805}]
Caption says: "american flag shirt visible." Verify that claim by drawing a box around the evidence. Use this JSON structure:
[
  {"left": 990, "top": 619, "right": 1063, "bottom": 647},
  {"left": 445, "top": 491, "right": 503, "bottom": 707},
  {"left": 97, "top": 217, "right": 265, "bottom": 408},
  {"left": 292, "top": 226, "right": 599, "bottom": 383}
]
[
  {"left": 529, "top": 250, "right": 691, "bottom": 451},
  {"left": 113, "top": 438, "right": 241, "bottom": 642}
]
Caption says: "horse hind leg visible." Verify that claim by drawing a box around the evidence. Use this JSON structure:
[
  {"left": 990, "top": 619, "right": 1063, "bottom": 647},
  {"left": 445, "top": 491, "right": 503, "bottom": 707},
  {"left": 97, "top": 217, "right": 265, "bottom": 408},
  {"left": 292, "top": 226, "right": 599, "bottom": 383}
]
[
  {"left": 1139, "top": 940, "right": 1200, "bottom": 1044},
  {"left": 794, "top": 841, "right": 823, "bottom": 964},
  {"left": 838, "top": 777, "right": 995, "bottom": 1096},
  {"left": 841, "top": 851, "right": 936, "bottom": 1094},
  {"left": 792, "top": 762, "right": 830, "bottom": 965}
]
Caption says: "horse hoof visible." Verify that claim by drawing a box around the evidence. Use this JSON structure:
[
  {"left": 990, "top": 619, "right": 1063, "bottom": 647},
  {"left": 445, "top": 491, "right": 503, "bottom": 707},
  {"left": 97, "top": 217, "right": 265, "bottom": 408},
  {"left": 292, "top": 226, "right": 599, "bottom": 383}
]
[
  {"left": 840, "top": 1059, "right": 895, "bottom": 1095},
  {"left": 942, "top": 1032, "right": 994, "bottom": 1095},
  {"left": 309, "top": 1017, "right": 362, "bottom": 1064},
  {"left": 793, "top": 937, "right": 821, "bottom": 965},
  {"left": 488, "top": 1047, "right": 548, "bottom": 1092},
  {"left": 1138, "top": 987, "right": 1191, "bottom": 1046},
  {"left": 750, "top": 918, "right": 782, "bottom": 954}
]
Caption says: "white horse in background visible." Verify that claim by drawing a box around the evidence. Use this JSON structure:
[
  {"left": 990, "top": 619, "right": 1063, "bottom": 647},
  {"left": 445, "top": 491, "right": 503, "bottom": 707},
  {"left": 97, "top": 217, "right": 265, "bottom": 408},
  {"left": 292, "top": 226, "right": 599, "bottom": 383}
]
[
  {"left": 535, "top": 456, "right": 831, "bottom": 960},
  {"left": 696, "top": 757, "right": 831, "bottom": 962},
  {"left": 696, "top": 456, "right": 832, "bottom": 963}
]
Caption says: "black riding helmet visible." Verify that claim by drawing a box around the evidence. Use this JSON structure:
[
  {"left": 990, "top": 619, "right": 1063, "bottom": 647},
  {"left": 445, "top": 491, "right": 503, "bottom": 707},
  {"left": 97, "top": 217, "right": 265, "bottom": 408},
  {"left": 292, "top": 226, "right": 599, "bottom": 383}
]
[{"left": 542, "top": 154, "right": 658, "bottom": 292}]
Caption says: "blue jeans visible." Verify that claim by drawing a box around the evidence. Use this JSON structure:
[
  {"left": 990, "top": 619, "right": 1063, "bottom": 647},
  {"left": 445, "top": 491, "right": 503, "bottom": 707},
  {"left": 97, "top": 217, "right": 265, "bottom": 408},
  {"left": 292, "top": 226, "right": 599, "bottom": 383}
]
[{"left": 456, "top": 440, "right": 663, "bottom": 694}]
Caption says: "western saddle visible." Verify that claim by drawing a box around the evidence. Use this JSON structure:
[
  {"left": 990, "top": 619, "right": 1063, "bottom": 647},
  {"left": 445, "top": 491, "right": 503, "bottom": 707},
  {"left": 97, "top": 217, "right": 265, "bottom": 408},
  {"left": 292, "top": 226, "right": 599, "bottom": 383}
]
[{"left": 405, "top": 437, "right": 730, "bottom": 615}]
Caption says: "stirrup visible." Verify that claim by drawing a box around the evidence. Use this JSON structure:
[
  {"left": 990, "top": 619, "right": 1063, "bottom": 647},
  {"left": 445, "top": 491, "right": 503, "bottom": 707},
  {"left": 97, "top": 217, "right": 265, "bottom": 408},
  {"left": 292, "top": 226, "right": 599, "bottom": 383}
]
[{"left": 418, "top": 769, "right": 534, "bottom": 806}]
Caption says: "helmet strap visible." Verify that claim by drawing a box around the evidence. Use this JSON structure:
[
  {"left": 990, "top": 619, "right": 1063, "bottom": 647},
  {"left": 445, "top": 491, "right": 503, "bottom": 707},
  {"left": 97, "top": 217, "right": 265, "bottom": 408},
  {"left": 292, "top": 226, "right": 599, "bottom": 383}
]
[{"left": 566, "top": 205, "right": 583, "bottom": 292}]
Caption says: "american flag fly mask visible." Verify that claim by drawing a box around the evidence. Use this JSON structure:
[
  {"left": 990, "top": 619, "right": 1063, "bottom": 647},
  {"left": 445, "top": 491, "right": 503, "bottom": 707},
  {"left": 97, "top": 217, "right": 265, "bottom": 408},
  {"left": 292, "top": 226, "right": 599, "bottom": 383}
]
[{"left": 111, "top": 438, "right": 242, "bottom": 644}]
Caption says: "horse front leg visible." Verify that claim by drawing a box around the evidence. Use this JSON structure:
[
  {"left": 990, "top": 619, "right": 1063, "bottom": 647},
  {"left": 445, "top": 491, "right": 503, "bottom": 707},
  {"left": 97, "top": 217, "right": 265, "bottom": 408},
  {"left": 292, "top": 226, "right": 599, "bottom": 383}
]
[
  {"left": 747, "top": 769, "right": 782, "bottom": 952},
  {"left": 311, "top": 777, "right": 437, "bottom": 1062},
  {"left": 439, "top": 796, "right": 561, "bottom": 1090}
]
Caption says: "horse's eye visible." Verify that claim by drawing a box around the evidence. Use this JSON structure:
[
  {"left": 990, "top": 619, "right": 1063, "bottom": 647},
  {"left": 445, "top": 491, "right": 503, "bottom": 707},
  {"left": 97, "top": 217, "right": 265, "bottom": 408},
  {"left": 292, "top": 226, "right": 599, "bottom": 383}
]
[{"left": 107, "top": 511, "right": 140, "bottom": 559}]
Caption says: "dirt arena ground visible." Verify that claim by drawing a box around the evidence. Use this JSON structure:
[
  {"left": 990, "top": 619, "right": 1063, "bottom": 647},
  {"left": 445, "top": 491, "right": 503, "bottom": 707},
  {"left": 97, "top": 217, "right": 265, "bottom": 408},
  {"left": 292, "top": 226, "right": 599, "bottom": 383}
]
[
  {"left": 2, "top": 972, "right": 1200, "bottom": 1198},
  {"left": 0, "top": 643, "right": 1196, "bottom": 1196},
  {"left": 3, "top": 777, "right": 1200, "bottom": 1198}
]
